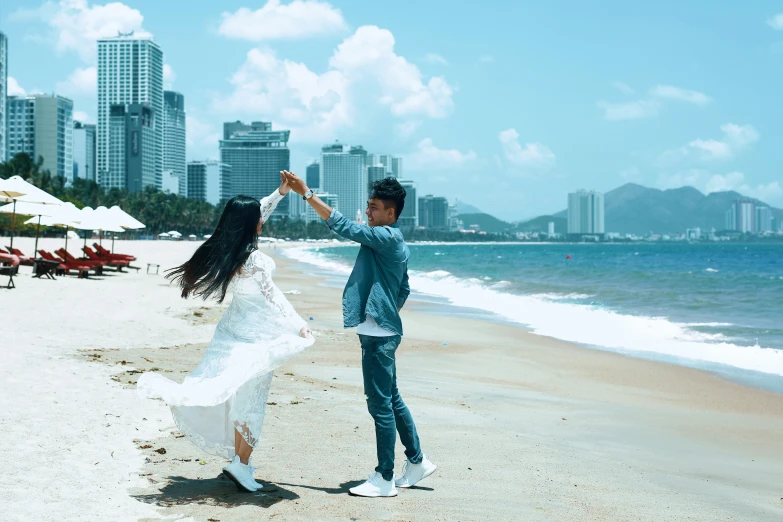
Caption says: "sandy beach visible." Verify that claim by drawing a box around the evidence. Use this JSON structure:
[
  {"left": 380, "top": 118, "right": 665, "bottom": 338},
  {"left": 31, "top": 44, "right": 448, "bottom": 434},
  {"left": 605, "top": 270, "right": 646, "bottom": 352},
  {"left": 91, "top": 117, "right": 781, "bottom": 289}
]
[{"left": 2, "top": 236, "right": 783, "bottom": 522}]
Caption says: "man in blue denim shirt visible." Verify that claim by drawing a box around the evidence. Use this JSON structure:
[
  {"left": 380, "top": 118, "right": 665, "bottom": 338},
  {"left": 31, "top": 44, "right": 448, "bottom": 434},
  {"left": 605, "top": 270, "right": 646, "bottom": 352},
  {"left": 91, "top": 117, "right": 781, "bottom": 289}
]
[{"left": 283, "top": 172, "right": 437, "bottom": 498}]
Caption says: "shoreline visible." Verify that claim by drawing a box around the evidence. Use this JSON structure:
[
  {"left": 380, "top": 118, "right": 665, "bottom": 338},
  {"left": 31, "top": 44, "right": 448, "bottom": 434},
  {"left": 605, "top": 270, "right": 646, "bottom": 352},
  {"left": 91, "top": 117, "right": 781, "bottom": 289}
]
[{"left": 3, "top": 237, "right": 783, "bottom": 521}]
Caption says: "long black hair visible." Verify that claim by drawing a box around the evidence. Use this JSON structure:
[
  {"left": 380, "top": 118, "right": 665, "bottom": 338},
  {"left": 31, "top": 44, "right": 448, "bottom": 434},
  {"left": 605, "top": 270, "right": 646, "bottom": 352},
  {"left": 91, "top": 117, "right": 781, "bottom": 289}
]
[{"left": 167, "top": 195, "right": 261, "bottom": 303}]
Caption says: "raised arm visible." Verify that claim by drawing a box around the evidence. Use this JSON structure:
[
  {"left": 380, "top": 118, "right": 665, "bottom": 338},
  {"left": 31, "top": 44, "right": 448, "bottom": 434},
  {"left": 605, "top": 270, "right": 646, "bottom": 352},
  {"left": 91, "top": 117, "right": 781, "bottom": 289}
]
[{"left": 259, "top": 172, "right": 294, "bottom": 223}]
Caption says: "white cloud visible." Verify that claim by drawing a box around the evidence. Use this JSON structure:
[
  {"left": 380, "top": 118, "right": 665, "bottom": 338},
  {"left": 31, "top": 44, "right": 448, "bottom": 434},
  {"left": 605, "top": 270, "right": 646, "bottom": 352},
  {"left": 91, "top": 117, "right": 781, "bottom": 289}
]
[
  {"left": 163, "top": 64, "right": 176, "bottom": 90},
  {"left": 15, "top": 0, "right": 150, "bottom": 62},
  {"left": 186, "top": 113, "right": 221, "bottom": 161},
  {"left": 330, "top": 26, "right": 454, "bottom": 119},
  {"left": 479, "top": 55, "right": 494, "bottom": 63},
  {"left": 597, "top": 99, "right": 661, "bottom": 121},
  {"left": 620, "top": 166, "right": 641, "bottom": 181},
  {"left": 611, "top": 81, "right": 635, "bottom": 95},
  {"left": 498, "top": 128, "right": 556, "bottom": 171},
  {"left": 7, "top": 76, "right": 26, "bottom": 96},
  {"left": 213, "top": 26, "right": 456, "bottom": 142},
  {"left": 73, "top": 110, "right": 92, "bottom": 123},
  {"left": 408, "top": 138, "right": 476, "bottom": 169},
  {"left": 705, "top": 172, "right": 783, "bottom": 205},
  {"left": 704, "top": 171, "right": 745, "bottom": 193},
  {"left": 425, "top": 53, "right": 448, "bottom": 65},
  {"left": 396, "top": 120, "right": 422, "bottom": 138},
  {"left": 767, "top": 13, "right": 783, "bottom": 30},
  {"left": 650, "top": 84, "right": 712, "bottom": 105},
  {"left": 56, "top": 66, "right": 97, "bottom": 95},
  {"left": 686, "top": 123, "right": 759, "bottom": 161},
  {"left": 218, "top": 0, "right": 346, "bottom": 41}
]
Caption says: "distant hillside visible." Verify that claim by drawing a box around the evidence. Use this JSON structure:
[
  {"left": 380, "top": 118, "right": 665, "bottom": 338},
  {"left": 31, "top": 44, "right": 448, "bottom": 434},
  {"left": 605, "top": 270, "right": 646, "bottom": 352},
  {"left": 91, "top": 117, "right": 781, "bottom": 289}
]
[
  {"left": 550, "top": 183, "right": 783, "bottom": 235},
  {"left": 515, "top": 215, "right": 567, "bottom": 234},
  {"left": 454, "top": 201, "right": 483, "bottom": 215},
  {"left": 457, "top": 213, "right": 513, "bottom": 233}
]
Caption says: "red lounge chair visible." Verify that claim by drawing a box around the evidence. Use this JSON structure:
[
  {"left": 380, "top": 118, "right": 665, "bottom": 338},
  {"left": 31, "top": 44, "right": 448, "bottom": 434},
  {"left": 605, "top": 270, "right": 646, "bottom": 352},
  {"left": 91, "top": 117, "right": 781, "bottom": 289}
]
[
  {"left": 93, "top": 243, "right": 136, "bottom": 262},
  {"left": 5, "top": 247, "right": 35, "bottom": 266},
  {"left": 38, "top": 250, "right": 91, "bottom": 278},
  {"left": 83, "top": 246, "right": 129, "bottom": 270},
  {"left": 55, "top": 248, "right": 106, "bottom": 274}
]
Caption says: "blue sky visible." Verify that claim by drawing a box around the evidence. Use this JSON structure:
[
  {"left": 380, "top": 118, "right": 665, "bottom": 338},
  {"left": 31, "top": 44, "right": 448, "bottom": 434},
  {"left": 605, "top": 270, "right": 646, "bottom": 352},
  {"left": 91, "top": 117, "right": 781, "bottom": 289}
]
[{"left": 2, "top": 0, "right": 782, "bottom": 220}]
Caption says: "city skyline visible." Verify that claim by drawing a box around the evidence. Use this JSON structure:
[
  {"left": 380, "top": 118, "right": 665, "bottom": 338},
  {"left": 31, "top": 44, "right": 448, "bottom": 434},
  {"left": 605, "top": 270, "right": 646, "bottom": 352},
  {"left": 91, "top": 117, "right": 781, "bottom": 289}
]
[{"left": 3, "top": 1, "right": 781, "bottom": 220}]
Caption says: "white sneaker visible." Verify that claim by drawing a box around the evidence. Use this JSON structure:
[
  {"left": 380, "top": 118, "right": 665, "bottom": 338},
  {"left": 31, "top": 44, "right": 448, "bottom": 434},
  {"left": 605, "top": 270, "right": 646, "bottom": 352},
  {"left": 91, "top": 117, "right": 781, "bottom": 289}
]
[
  {"left": 349, "top": 472, "right": 398, "bottom": 497},
  {"left": 222, "top": 456, "right": 258, "bottom": 492},
  {"left": 394, "top": 455, "right": 437, "bottom": 488},
  {"left": 247, "top": 458, "right": 265, "bottom": 490}
]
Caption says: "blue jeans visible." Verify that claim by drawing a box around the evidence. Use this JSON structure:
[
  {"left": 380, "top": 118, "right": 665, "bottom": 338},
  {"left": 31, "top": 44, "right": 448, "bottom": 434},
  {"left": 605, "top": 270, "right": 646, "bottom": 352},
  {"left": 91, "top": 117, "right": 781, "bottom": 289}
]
[{"left": 359, "top": 334, "right": 423, "bottom": 481}]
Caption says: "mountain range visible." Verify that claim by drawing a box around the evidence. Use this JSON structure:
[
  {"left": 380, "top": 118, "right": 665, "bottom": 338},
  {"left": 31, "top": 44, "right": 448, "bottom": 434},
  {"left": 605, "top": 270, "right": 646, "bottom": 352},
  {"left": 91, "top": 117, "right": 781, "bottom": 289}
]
[{"left": 457, "top": 183, "right": 783, "bottom": 235}]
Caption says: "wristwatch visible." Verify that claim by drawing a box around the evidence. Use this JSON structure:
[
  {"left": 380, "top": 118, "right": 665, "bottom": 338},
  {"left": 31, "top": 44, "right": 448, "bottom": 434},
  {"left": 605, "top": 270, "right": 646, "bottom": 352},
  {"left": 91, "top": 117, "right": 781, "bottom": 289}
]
[{"left": 303, "top": 189, "right": 314, "bottom": 200}]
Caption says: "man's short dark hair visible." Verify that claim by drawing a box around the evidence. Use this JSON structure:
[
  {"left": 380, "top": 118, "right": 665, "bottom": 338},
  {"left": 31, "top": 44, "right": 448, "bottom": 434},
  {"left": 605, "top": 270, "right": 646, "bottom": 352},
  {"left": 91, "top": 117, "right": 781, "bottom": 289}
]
[{"left": 370, "top": 177, "right": 406, "bottom": 221}]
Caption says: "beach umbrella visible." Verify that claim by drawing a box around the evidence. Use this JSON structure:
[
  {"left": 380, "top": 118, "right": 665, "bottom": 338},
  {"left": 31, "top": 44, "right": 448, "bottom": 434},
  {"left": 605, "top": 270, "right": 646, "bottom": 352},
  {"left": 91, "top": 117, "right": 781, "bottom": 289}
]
[
  {"left": 106, "top": 206, "right": 145, "bottom": 251},
  {"left": 0, "top": 176, "right": 63, "bottom": 250},
  {"left": 24, "top": 202, "right": 82, "bottom": 252},
  {"left": 72, "top": 207, "right": 124, "bottom": 251}
]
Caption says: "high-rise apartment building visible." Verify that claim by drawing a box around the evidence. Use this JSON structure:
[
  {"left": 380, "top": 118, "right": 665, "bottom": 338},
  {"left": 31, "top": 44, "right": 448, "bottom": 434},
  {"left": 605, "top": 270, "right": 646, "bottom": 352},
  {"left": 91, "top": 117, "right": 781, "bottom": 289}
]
[
  {"left": 73, "top": 121, "right": 97, "bottom": 182},
  {"left": 6, "top": 94, "right": 73, "bottom": 180},
  {"left": 187, "top": 160, "right": 231, "bottom": 205},
  {"left": 321, "top": 142, "right": 367, "bottom": 223},
  {"left": 0, "top": 31, "right": 7, "bottom": 161},
  {"left": 397, "top": 179, "right": 417, "bottom": 231},
  {"left": 567, "top": 190, "right": 605, "bottom": 235},
  {"left": 367, "top": 165, "right": 388, "bottom": 197},
  {"left": 6, "top": 96, "right": 35, "bottom": 159},
  {"left": 108, "top": 103, "right": 156, "bottom": 193},
  {"left": 419, "top": 194, "right": 450, "bottom": 230},
  {"left": 163, "top": 91, "right": 186, "bottom": 195},
  {"left": 98, "top": 33, "right": 164, "bottom": 189},
  {"left": 391, "top": 157, "right": 402, "bottom": 178},
  {"left": 755, "top": 206, "right": 772, "bottom": 234},
  {"left": 725, "top": 199, "right": 755, "bottom": 233},
  {"left": 306, "top": 161, "right": 320, "bottom": 189},
  {"left": 220, "top": 121, "right": 290, "bottom": 218}
]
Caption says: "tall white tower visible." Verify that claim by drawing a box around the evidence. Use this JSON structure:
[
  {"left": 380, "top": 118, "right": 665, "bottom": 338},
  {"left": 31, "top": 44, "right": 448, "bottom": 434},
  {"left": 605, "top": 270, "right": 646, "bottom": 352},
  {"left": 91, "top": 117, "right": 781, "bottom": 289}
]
[{"left": 97, "top": 33, "right": 164, "bottom": 190}]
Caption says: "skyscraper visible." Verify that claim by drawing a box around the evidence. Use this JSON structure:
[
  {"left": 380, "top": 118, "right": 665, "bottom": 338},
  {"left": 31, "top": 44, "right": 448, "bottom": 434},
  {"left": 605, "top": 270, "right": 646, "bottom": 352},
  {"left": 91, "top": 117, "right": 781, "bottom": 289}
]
[
  {"left": 321, "top": 142, "right": 367, "bottom": 223},
  {"left": 163, "top": 91, "right": 186, "bottom": 196},
  {"left": 419, "top": 195, "right": 450, "bottom": 230},
  {"left": 6, "top": 94, "right": 73, "bottom": 180},
  {"left": 305, "top": 193, "right": 339, "bottom": 224},
  {"left": 567, "top": 190, "right": 605, "bottom": 235},
  {"left": 367, "top": 165, "right": 387, "bottom": 197},
  {"left": 108, "top": 103, "right": 156, "bottom": 193},
  {"left": 725, "top": 199, "right": 755, "bottom": 233},
  {"left": 306, "top": 161, "right": 320, "bottom": 189},
  {"left": 73, "top": 121, "right": 97, "bottom": 182},
  {"left": 6, "top": 96, "right": 35, "bottom": 159},
  {"left": 220, "top": 121, "right": 290, "bottom": 218},
  {"left": 397, "top": 179, "right": 417, "bottom": 231},
  {"left": 98, "top": 33, "right": 164, "bottom": 189},
  {"left": 187, "top": 161, "right": 231, "bottom": 205},
  {"left": 0, "top": 31, "right": 7, "bottom": 161},
  {"left": 391, "top": 157, "right": 403, "bottom": 178},
  {"left": 755, "top": 206, "right": 773, "bottom": 233}
]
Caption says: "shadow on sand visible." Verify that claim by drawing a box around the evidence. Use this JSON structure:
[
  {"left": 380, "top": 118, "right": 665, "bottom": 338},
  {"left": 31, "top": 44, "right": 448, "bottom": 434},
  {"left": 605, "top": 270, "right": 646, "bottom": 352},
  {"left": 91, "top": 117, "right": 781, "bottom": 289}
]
[{"left": 132, "top": 473, "right": 299, "bottom": 509}]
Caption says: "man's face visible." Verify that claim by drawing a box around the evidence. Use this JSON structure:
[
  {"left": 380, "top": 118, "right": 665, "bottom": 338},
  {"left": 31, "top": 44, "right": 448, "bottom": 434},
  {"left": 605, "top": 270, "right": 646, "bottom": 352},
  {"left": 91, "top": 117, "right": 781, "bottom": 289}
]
[{"left": 366, "top": 198, "right": 395, "bottom": 227}]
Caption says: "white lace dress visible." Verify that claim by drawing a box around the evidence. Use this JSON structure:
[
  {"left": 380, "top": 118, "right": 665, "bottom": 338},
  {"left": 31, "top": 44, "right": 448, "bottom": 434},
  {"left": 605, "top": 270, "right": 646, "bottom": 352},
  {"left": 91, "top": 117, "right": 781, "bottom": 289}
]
[{"left": 137, "top": 190, "right": 314, "bottom": 458}]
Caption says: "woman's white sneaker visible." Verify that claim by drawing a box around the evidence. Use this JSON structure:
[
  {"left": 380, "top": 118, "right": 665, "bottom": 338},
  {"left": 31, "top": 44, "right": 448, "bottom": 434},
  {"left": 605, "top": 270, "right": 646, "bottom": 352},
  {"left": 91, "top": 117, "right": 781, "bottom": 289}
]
[
  {"left": 247, "top": 458, "right": 265, "bottom": 489},
  {"left": 394, "top": 455, "right": 437, "bottom": 488},
  {"left": 349, "top": 472, "right": 398, "bottom": 497},
  {"left": 222, "top": 456, "right": 258, "bottom": 492}
]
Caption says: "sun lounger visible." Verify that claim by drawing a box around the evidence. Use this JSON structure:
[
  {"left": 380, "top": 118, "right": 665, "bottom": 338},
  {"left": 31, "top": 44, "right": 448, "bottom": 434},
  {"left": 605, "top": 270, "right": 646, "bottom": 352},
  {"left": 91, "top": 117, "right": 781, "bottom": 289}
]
[
  {"left": 5, "top": 247, "right": 35, "bottom": 267},
  {"left": 38, "top": 250, "right": 91, "bottom": 278},
  {"left": 82, "top": 246, "right": 129, "bottom": 271},
  {"left": 93, "top": 243, "right": 136, "bottom": 262},
  {"left": 55, "top": 248, "right": 106, "bottom": 275},
  {"left": 0, "top": 253, "right": 20, "bottom": 289}
]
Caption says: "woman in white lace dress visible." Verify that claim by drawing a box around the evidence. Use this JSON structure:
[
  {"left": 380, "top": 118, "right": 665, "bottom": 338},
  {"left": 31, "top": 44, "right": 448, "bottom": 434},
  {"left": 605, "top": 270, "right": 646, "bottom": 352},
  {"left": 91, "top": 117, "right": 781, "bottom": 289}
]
[{"left": 137, "top": 176, "right": 314, "bottom": 492}]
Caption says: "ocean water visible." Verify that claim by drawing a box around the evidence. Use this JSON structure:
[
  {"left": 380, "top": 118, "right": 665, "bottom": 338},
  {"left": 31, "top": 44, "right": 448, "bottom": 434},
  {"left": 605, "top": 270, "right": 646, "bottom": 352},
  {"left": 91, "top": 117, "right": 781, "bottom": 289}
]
[{"left": 284, "top": 243, "right": 783, "bottom": 389}]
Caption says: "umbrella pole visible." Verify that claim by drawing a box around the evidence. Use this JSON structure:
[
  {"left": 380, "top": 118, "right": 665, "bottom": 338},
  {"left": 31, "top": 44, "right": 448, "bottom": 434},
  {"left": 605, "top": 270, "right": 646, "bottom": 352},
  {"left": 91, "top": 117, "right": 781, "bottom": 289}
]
[
  {"left": 65, "top": 226, "right": 69, "bottom": 252},
  {"left": 112, "top": 234, "right": 115, "bottom": 253},
  {"left": 9, "top": 200, "right": 16, "bottom": 250},
  {"left": 34, "top": 215, "right": 42, "bottom": 257}
]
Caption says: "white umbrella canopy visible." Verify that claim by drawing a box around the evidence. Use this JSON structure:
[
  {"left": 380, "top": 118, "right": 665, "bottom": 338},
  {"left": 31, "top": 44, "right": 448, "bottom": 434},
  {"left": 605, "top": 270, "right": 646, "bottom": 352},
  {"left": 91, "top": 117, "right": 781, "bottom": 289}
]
[
  {"left": 0, "top": 178, "right": 27, "bottom": 200},
  {"left": 0, "top": 176, "right": 63, "bottom": 205},
  {"left": 23, "top": 202, "right": 83, "bottom": 253},
  {"left": 107, "top": 205, "right": 145, "bottom": 230},
  {"left": 0, "top": 176, "right": 64, "bottom": 250}
]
